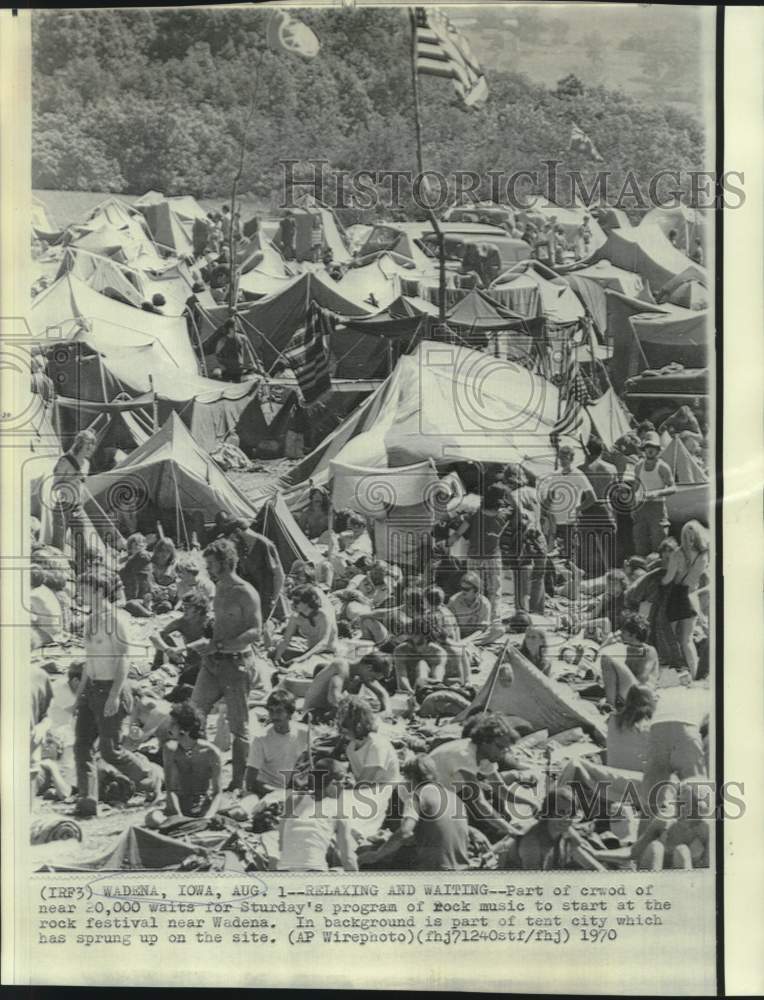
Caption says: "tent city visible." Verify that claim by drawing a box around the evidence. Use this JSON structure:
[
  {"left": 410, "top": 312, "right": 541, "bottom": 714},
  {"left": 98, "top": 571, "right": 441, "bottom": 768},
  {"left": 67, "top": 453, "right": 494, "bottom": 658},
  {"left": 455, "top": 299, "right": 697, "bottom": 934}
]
[{"left": 27, "top": 6, "right": 714, "bottom": 876}]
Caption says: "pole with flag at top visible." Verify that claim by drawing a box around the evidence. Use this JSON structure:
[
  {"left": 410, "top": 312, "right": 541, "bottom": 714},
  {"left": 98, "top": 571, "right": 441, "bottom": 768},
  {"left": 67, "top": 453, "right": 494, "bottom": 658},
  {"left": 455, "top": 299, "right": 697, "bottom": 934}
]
[{"left": 409, "top": 7, "right": 488, "bottom": 339}]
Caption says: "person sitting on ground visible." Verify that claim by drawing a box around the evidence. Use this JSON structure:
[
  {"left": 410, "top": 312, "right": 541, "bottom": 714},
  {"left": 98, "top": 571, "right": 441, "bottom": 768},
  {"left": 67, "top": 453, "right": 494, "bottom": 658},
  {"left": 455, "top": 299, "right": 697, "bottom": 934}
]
[
  {"left": 453, "top": 484, "right": 509, "bottom": 625},
  {"left": 30, "top": 565, "right": 63, "bottom": 649},
  {"left": 119, "top": 532, "right": 154, "bottom": 616},
  {"left": 151, "top": 537, "right": 178, "bottom": 613},
  {"left": 330, "top": 511, "right": 373, "bottom": 573},
  {"left": 273, "top": 584, "right": 338, "bottom": 666},
  {"left": 667, "top": 228, "right": 679, "bottom": 248},
  {"left": 425, "top": 712, "right": 524, "bottom": 841},
  {"left": 583, "top": 569, "right": 629, "bottom": 638},
  {"left": 657, "top": 404, "right": 702, "bottom": 439},
  {"left": 599, "top": 611, "right": 660, "bottom": 708},
  {"left": 393, "top": 617, "right": 448, "bottom": 695},
  {"left": 161, "top": 701, "right": 222, "bottom": 821},
  {"left": 424, "top": 585, "right": 461, "bottom": 641},
  {"left": 359, "top": 754, "right": 471, "bottom": 871},
  {"left": 276, "top": 757, "right": 358, "bottom": 872},
  {"left": 511, "top": 785, "right": 605, "bottom": 871},
  {"left": 302, "top": 652, "right": 393, "bottom": 722},
  {"left": 245, "top": 689, "right": 309, "bottom": 797},
  {"left": 215, "top": 320, "right": 252, "bottom": 383},
  {"left": 336, "top": 696, "right": 400, "bottom": 795},
  {"left": 631, "top": 779, "right": 710, "bottom": 871},
  {"left": 519, "top": 625, "right": 552, "bottom": 677},
  {"left": 606, "top": 683, "right": 656, "bottom": 771},
  {"left": 689, "top": 237, "right": 704, "bottom": 266},
  {"left": 150, "top": 588, "right": 214, "bottom": 686},
  {"left": 358, "top": 586, "right": 425, "bottom": 648},
  {"left": 447, "top": 571, "right": 492, "bottom": 639},
  {"left": 176, "top": 554, "right": 215, "bottom": 605},
  {"left": 297, "top": 487, "right": 331, "bottom": 541}
]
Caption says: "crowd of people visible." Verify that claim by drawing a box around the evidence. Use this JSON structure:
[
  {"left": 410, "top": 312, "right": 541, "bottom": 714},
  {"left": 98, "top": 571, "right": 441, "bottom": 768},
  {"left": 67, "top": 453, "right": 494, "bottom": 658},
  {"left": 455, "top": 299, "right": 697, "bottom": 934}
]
[{"left": 30, "top": 390, "right": 711, "bottom": 872}]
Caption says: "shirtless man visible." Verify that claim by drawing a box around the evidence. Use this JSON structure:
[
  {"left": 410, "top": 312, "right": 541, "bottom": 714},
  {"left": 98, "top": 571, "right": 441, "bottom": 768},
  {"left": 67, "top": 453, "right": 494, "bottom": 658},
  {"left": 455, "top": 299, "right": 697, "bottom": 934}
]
[
  {"left": 73, "top": 568, "right": 154, "bottom": 817},
  {"left": 191, "top": 539, "right": 262, "bottom": 791},
  {"left": 301, "top": 653, "right": 392, "bottom": 721},
  {"left": 163, "top": 702, "right": 222, "bottom": 820}
]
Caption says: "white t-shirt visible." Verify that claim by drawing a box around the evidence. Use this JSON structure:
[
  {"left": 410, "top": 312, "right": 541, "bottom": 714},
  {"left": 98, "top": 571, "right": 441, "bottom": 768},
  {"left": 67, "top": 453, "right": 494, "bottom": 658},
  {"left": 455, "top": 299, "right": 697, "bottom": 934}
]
[
  {"left": 345, "top": 732, "right": 400, "bottom": 785},
  {"left": 247, "top": 724, "right": 309, "bottom": 789},
  {"left": 30, "top": 585, "right": 63, "bottom": 641},
  {"left": 425, "top": 738, "right": 479, "bottom": 790},
  {"left": 277, "top": 794, "right": 345, "bottom": 872}
]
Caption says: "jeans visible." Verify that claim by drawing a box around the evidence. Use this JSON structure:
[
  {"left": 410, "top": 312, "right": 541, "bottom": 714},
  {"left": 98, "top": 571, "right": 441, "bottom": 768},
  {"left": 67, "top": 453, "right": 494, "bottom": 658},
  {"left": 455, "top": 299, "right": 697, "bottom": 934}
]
[
  {"left": 632, "top": 502, "right": 668, "bottom": 556},
  {"left": 191, "top": 652, "right": 252, "bottom": 788},
  {"left": 74, "top": 680, "right": 151, "bottom": 807}
]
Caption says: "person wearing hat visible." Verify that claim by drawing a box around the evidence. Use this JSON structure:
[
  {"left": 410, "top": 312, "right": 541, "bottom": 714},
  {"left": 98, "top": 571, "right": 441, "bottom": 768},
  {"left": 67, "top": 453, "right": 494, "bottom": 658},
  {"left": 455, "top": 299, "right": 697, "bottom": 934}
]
[{"left": 632, "top": 432, "right": 675, "bottom": 556}]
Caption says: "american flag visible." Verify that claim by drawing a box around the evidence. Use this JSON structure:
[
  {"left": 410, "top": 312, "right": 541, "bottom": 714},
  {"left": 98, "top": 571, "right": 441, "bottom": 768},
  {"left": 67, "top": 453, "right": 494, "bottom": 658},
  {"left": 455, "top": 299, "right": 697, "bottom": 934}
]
[
  {"left": 414, "top": 7, "right": 488, "bottom": 108},
  {"left": 551, "top": 358, "right": 590, "bottom": 443},
  {"left": 282, "top": 303, "right": 334, "bottom": 405}
]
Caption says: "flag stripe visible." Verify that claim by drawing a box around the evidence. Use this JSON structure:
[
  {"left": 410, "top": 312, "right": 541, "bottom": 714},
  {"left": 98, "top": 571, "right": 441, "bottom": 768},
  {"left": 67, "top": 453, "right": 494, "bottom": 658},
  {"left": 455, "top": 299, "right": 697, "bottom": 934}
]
[
  {"left": 415, "top": 7, "right": 487, "bottom": 108},
  {"left": 283, "top": 303, "right": 334, "bottom": 404}
]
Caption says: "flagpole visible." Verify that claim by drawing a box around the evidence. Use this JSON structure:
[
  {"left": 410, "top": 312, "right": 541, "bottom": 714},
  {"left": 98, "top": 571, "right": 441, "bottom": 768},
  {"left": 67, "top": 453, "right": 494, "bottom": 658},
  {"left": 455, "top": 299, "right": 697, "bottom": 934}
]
[{"left": 409, "top": 7, "right": 448, "bottom": 334}]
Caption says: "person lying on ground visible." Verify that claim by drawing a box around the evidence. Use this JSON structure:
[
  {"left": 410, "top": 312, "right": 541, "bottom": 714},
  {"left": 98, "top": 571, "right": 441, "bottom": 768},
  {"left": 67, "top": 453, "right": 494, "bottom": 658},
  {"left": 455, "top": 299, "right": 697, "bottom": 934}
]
[
  {"left": 276, "top": 757, "right": 358, "bottom": 873},
  {"left": 393, "top": 618, "right": 448, "bottom": 694},
  {"left": 245, "top": 689, "right": 308, "bottom": 797},
  {"left": 358, "top": 754, "right": 472, "bottom": 871},
  {"left": 162, "top": 701, "right": 222, "bottom": 820},
  {"left": 303, "top": 653, "right": 393, "bottom": 721},
  {"left": 273, "top": 584, "right": 338, "bottom": 666},
  {"left": 580, "top": 569, "right": 629, "bottom": 637},
  {"left": 336, "top": 696, "right": 401, "bottom": 789}
]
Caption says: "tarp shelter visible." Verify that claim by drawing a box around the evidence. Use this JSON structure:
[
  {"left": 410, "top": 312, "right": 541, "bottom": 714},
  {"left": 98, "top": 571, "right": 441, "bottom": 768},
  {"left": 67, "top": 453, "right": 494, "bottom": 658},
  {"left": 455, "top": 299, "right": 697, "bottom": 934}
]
[
  {"left": 334, "top": 295, "right": 438, "bottom": 378},
  {"left": 660, "top": 436, "right": 707, "bottom": 486},
  {"left": 31, "top": 274, "right": 199, "bottom": 374},
  {"left": 585, "top": 387, "right": 634, "bottom": 450},
  {"left": 37, "top": 825, "right": 205, "bottom": 872},
  {"left": 583, "top": 224, "right": 707, "bottom": 295},
  {"left": 252, "top": 492, "right": 322, "bottom": 572},
  {"left": 491, "top": 261, "right": 585, "bottom": 326},
  {"left": 569, "top": 260, "right": 646, "bottom": 298},
  {"left": 445, "top": 288, "right": 526, "bottom": 333},
  {"left": 666, "top": 280, "right": 708, "bottom": 310},
  {"left": 86, "top": 412, "right": 255, "bottom": 542},
  {"left": 199, "top": 271, "right": 374, "bottom": 372},
  {"left": 639, "top": 204, "right": 708, "bottom": 253},
  {"left": 656, "top": 265, "right": 707, "bottom": 303},
  {"left": 455, "top": 643, "right": 607, "bottom": 743},
  {"left": 287, "top": 340, "right": 589, "bottom": 487},
  {"left": 139, "top": 200, "right": 194, "bottom": 258},
  {"left": 57, "top": 248, "right": 146, "bottom": 309}
]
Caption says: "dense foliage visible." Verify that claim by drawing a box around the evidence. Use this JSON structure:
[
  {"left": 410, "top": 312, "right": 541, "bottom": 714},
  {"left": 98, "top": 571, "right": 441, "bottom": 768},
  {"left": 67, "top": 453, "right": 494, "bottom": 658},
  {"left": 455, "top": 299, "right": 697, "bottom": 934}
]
[{"left": 32, "top": 8, "right": 707, "bottom": 217}]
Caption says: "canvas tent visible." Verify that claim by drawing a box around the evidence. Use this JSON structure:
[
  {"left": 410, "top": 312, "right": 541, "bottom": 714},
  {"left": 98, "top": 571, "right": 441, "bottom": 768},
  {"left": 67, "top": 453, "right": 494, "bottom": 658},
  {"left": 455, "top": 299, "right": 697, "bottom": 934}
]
[
  {"left": 455, "top": 643, "right": 608, "bottom": 743},
  {"left": 86, "top": 412, "right": 254, "bottom": 542},
  {"left": 583, "top": 224, "right": 706, "bottom": 294},
  {"left": 139, "top": 200, "right": 194, "bottom": 257},
  {"left": 288, "top": 340, "right": 589, "bottom": 488},
  {"left": 517, "top": 199, "right": 607, "bottom": 253},
  {"left": 31, "top": 273, "right": 199, "bottom": 374},
  {"left": 252, "top": 492, "right": 322, "bottom": 573},
  {"left": 585, "top": 387, "right": 634, "bottom": 450},
  {"left": 639, "top": 204, "right": 708, "bottom": 253},
  {"left": 491, "top": 261, "right": 585, "bottom": 325},
  {"left": 569, "top": 260, "right": 646, "bottom": 298}
]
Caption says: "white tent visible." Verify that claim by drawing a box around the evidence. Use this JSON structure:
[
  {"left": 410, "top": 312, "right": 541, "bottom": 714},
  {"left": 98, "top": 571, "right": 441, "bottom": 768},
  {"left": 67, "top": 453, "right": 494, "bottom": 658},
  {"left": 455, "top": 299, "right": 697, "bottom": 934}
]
[{"left": 31, "top": 274, "right": 199, "bottom": 374}]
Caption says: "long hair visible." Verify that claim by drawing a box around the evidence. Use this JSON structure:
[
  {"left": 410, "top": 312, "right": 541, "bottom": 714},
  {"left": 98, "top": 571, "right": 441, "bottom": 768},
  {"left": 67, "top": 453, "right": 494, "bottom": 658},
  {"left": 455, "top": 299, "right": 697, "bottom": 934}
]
[
  {"left": 614, "top": 684, "right": 657, "bottom": 730},
  {"left": 681, "top": 520, "right": 709, "bottom": 559}
]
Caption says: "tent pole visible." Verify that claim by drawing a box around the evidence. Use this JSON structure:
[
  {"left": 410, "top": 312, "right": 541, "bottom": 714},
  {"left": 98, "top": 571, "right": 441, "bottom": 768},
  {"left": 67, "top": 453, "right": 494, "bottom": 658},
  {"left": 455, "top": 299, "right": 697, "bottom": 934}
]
[
  {"left": 187, "top": 305, "right": 208, "bottom": 377},
  {"left": 408, "top": 8, "right": 447, "bottom": 332},
  {"left": 148, "top": 375, "right": 158, "bottom": 431}
]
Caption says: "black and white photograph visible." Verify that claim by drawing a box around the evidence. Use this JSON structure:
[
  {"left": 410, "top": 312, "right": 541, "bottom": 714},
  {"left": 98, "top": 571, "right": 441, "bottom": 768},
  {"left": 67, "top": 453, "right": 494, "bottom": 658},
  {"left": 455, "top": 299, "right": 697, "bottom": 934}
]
[{"left": 5, "top": 2, "right": 760, "bottom": 993}]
